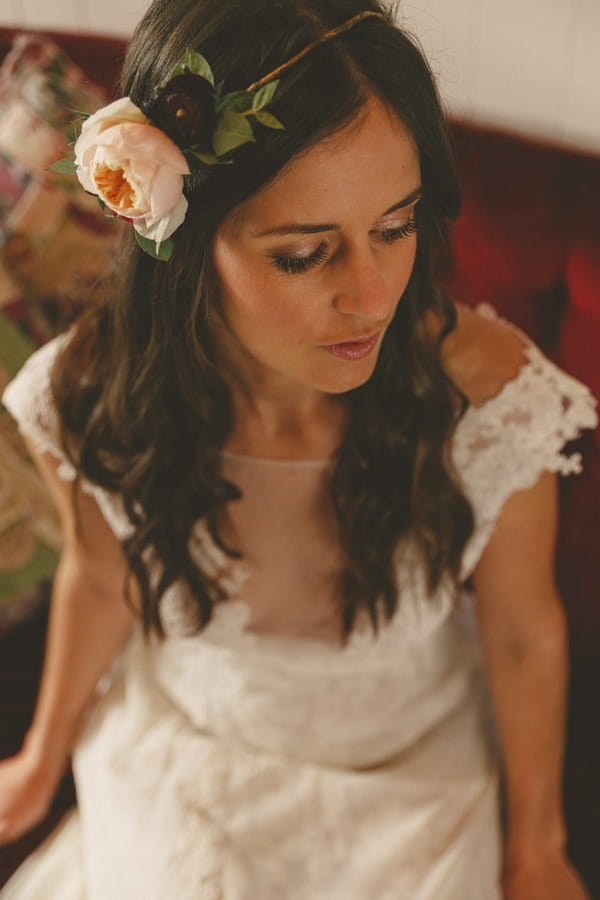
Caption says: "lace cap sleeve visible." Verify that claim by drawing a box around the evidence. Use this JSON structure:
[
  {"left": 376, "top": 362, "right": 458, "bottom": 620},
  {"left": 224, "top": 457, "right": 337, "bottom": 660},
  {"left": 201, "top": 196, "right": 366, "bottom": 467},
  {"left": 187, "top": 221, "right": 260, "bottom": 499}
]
[
  {"left": 454, "top": 329, "right": 598, "bottom": 577},
  {"left": 2, "top": 333, "right": 76, "bottom": 481}
]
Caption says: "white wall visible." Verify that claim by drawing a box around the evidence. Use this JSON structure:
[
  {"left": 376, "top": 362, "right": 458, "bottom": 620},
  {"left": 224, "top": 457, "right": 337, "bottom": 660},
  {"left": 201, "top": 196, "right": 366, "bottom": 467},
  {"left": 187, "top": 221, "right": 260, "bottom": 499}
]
[
  {"left": 402, "top": 0, "right": 600, "bottom": 154},
  {"left": 2, "top": 0, "right": 599, "bottom": 154},
  {"left": 2, "top": 0, "right": 144, "bottom": 36}
]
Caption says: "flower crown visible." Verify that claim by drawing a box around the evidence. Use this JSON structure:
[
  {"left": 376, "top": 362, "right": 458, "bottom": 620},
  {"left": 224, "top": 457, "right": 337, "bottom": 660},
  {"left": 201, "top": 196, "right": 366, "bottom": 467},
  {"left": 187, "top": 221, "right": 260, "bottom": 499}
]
[{"left": 50, "top": 11, "right": 386, "bottom": 261}]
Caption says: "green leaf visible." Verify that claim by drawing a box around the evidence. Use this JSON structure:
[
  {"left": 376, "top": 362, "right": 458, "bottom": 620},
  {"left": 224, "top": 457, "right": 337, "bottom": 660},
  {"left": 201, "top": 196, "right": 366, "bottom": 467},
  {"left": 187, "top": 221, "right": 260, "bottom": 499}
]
[
  {"left": 212, "top": 111, "right": 255, "bottom": 157},
  {"left": 47, "top": 156, "right": 77, "bottom": 175},
  {"left": 65, "top": 107, "right": 91, "bottom": 118},
  {"left": 134, "top": 231, "right": 173, "bottom": 262},
  {"left": 252, "top": 110, "right": 284, "bottom": 130},
  {"left": 68, "top": 120, "right": 83, "bottom": 147},
  {"left": 170, "top": 49, "right": 214, "bottom": 86},
  {"left": 217, "top": 90, "right": 254, "bottom": 115},
  {"left": 251, "top": 80, "right": 279, "bottom": 111},
  {"left": 190, "top": 150, "right": 232, "bottom": 165}
]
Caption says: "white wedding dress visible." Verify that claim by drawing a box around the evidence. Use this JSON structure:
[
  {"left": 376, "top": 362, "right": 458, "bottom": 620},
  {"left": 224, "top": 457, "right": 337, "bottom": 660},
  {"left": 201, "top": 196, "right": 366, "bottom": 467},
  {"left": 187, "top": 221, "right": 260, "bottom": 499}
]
[{"left": 2, "top": 308, "right": 597, "bottom": 900}]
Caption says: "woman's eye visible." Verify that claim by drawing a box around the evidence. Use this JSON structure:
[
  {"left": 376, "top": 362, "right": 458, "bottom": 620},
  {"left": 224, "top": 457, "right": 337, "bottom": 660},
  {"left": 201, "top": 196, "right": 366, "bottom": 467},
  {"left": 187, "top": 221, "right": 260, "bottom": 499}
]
[
  {"left": 270, "top": 244, "right": 328, "bottom": 275},
  {"left": 268, "top": 218, "right": 417, "bottom": 275},
  {"left": 377, "top": 218, "right": 418, "bottom": 244}
]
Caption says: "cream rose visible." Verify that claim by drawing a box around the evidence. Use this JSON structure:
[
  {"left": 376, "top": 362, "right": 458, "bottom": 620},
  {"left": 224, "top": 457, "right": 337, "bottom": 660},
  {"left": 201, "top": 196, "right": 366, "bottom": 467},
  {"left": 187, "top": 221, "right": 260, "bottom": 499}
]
[{"left": 74, "top": 98, "right": 191, "bottom": 246}]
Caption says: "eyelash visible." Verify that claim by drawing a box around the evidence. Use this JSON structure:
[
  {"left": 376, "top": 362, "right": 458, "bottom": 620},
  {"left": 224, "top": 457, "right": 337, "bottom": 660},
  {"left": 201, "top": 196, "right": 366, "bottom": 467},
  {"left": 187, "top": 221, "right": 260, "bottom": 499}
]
[
  {"left": 270, "top": 218, "right": 418, "bottom": 275},
  {"left": 377, "top": 218, "right": 418, "bottom": 244},
  {"left": 271, "top": 245, "right": 329, "bottom": 275}
]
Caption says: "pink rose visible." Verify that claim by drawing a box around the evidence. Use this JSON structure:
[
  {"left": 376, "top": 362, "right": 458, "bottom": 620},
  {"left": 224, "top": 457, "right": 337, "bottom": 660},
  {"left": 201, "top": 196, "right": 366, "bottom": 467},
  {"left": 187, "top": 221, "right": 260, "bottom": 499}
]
[{"left": 74, "top": 98, "right": 191, "bottom": 246}]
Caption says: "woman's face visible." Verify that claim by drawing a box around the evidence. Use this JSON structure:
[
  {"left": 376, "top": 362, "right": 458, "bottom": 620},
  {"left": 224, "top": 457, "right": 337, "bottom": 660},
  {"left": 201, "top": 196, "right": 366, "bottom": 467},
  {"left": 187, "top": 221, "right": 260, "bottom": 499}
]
[{"left": 212, "top": 98, "right": 421, "bottom": 400}]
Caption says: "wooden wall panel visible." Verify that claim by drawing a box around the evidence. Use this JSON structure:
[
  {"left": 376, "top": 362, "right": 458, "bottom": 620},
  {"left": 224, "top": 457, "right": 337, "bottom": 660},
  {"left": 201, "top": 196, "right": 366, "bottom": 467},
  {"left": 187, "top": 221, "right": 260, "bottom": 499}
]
[
  {"left": 560, "top": 0, "right": 600, "bottom": 151},
  {"left": 0, "top": 0, "right": 598, "bottom": 152},
  {"left": 85, "top": 0, "right": 145, "bottom": 37},
  {"left": 404, "top": 0, "right": 599, "bottom": 153},
  {"left": 20, "top": 0, "right": 91, "bottom": 31}
]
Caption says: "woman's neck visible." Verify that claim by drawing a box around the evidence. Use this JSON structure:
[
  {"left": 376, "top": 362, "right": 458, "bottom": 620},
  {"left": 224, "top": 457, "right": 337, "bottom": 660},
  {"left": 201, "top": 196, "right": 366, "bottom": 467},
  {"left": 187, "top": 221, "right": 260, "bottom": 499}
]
[
  {"left": 212, "top": 319, "right": 349, "bottom": 460},
  {"left": 226, "top": 390, "right": 348, "bottom": 461}
]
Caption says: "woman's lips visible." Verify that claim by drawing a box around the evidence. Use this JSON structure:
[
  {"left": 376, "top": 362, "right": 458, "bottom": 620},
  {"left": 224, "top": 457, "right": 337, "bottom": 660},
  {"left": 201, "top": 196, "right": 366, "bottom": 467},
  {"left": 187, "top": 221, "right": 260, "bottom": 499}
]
[{"left": 321, "top": 332, "right": 380, "bottom": 361}]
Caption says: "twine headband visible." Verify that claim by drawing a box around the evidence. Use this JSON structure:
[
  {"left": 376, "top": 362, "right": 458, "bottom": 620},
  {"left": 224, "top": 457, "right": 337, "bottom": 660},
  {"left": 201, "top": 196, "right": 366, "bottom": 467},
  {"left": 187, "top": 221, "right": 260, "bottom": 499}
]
[
  {"left": 52, "top": 10, "right": 388, "bottom": 261},
  {"left": 246, "top": 11, "right": 387, "bottom": 92}
]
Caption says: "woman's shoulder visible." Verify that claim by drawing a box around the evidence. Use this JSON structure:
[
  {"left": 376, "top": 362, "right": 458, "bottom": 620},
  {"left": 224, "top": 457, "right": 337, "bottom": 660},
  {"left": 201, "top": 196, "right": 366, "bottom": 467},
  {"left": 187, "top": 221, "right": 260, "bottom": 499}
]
[
  {"left": 3, "top": 331, "right": 71, "bottom": 405},
  {"left": 2, "top": 332, "right": 74, "bottom": 468},
  {"left": 440, "top": 302, "right": 529, "bottom": 407},
  {"left": 442, "top": 303, "right": 596, "bottom": 424},
  {"left": 441, "top": 301, "right": 596, "bottom": 490},
  {"left": 442, "top": 303, "right": 597, "bottom": 577},
  {"left": 3, "top": 308, "right": 105, "bottom": 423}
]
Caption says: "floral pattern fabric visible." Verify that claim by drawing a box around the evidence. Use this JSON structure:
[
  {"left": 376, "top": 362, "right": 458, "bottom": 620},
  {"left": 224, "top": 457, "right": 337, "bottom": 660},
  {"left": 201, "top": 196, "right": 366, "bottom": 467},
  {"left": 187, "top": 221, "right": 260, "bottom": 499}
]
[{"left": 0, "top": 33, "right": 121, "bottom": 616}]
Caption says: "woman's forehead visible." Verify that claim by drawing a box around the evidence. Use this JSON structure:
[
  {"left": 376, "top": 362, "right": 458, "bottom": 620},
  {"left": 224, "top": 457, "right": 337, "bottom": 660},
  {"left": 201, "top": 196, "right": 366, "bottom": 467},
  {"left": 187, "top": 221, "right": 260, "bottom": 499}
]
[{"left": 229, "top": 99, "right": 420, "bottom": 234}]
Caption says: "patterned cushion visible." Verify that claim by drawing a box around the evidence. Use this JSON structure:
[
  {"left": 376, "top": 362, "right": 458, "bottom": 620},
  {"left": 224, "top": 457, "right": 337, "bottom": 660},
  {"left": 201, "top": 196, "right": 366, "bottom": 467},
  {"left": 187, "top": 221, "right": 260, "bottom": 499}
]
[
  {"left": 0, "top": 33, "right": 121, "bottom": 611},
  {"left": 0, "top": 32, "right": 122, "bottom": 342}
]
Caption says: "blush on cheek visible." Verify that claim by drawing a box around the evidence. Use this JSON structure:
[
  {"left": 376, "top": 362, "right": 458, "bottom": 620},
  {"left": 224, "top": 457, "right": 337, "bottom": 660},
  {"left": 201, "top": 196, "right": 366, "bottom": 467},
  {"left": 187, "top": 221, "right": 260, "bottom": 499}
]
[{"left": 212, "top": 235, "right": 261, "bottom": 298}]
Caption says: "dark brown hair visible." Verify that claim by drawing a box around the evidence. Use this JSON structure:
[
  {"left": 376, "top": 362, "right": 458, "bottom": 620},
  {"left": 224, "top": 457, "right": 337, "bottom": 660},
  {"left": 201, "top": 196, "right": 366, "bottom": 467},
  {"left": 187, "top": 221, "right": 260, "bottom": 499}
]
[{"left": 53, "top": 0, "right": 473, "bottom": 638}]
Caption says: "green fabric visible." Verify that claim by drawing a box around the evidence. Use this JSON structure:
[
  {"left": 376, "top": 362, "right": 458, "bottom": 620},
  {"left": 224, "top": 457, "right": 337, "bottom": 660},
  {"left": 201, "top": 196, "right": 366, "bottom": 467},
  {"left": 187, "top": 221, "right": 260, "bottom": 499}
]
[
  {"left": 0, "top": 540, "right": 58, "bottom": 606},
  {"left": 0, "top": 312, "right": 35, "bottom": 377},
  {"left": 0, "top": 314, "right": 57, "bottom": 609}
]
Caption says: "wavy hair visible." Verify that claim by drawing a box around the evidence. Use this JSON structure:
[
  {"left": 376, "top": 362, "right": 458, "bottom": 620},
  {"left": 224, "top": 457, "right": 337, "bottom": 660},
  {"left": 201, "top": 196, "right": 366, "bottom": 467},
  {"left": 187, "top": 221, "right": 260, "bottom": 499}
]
[{"left": 53, "top": 0, "right": 474, "bottom": 638}]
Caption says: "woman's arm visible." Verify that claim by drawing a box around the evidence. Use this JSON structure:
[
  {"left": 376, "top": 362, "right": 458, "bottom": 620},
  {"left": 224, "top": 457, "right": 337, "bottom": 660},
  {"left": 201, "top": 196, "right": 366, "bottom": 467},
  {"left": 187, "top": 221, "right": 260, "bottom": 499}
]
[
  {"left": 473, "top": 470, "right": 589, "bottom": 899},
  {"left": 0, "top": 442, "right": 136, "bottom": 844}
]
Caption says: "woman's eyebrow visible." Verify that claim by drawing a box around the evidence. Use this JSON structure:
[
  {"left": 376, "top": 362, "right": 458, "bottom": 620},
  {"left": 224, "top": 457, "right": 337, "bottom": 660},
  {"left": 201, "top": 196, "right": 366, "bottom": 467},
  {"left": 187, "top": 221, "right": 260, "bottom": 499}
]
[
  {"left": 379, "top": 186, "right": 422, "bottom": 218},
  {"left": 253, "top": 186, "right": 423, "bottom": 237}
]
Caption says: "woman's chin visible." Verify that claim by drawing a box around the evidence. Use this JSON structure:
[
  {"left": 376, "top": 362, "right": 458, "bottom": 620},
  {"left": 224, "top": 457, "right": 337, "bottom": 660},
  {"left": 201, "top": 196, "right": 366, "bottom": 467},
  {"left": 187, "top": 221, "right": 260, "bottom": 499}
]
[{"left": 308, "top": 357, "right": 380, "bottom": 394}]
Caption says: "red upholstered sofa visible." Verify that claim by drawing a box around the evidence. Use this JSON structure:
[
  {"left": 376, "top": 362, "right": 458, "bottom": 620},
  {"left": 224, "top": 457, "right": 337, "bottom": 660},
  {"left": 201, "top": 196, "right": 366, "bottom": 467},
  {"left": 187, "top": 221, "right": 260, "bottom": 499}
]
[
  {"left": 450, "top": 121, "right": 600, "bottom": 657},
  {"left": 449, "top": 124, "right": 600, "bottom": 894},
  {"left": 0, "top": 25, "right": 598, "bottom": 894}
]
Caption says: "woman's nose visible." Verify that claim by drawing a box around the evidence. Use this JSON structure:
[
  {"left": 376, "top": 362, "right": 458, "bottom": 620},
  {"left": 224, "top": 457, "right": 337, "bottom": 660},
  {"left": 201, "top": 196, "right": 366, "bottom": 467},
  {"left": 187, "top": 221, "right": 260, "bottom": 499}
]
[{"left": 331, "top": 248, "right": 391, "bottom": 321}]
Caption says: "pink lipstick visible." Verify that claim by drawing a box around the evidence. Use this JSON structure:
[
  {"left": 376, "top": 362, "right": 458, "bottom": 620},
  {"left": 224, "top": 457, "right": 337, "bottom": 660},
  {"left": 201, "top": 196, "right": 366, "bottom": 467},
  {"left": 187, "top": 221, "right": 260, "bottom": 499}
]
[{"left": 321, "top": 333, "right": 380, "bottom": 361}]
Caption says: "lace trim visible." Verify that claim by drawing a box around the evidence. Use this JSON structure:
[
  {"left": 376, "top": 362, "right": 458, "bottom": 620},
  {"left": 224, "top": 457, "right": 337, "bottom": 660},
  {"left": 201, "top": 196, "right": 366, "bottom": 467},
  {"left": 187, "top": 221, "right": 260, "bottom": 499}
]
[
  {"left": 454, "top": 341, "right": 597, "bottom": 477},
  {"left": 454, "top": 307, "right": 597, "bottom": 576},
  {"left": 159, "top": 520, "right": 252, "bottom": 637},
  {"left": 159, "top": 536, "right": 457, "bottom": 661},
  {"left": 2, "top": 334, "right": 77, "bottom": 480},
  {"left": 161, "top": 589, "right": 458, "bottom": 666}
]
